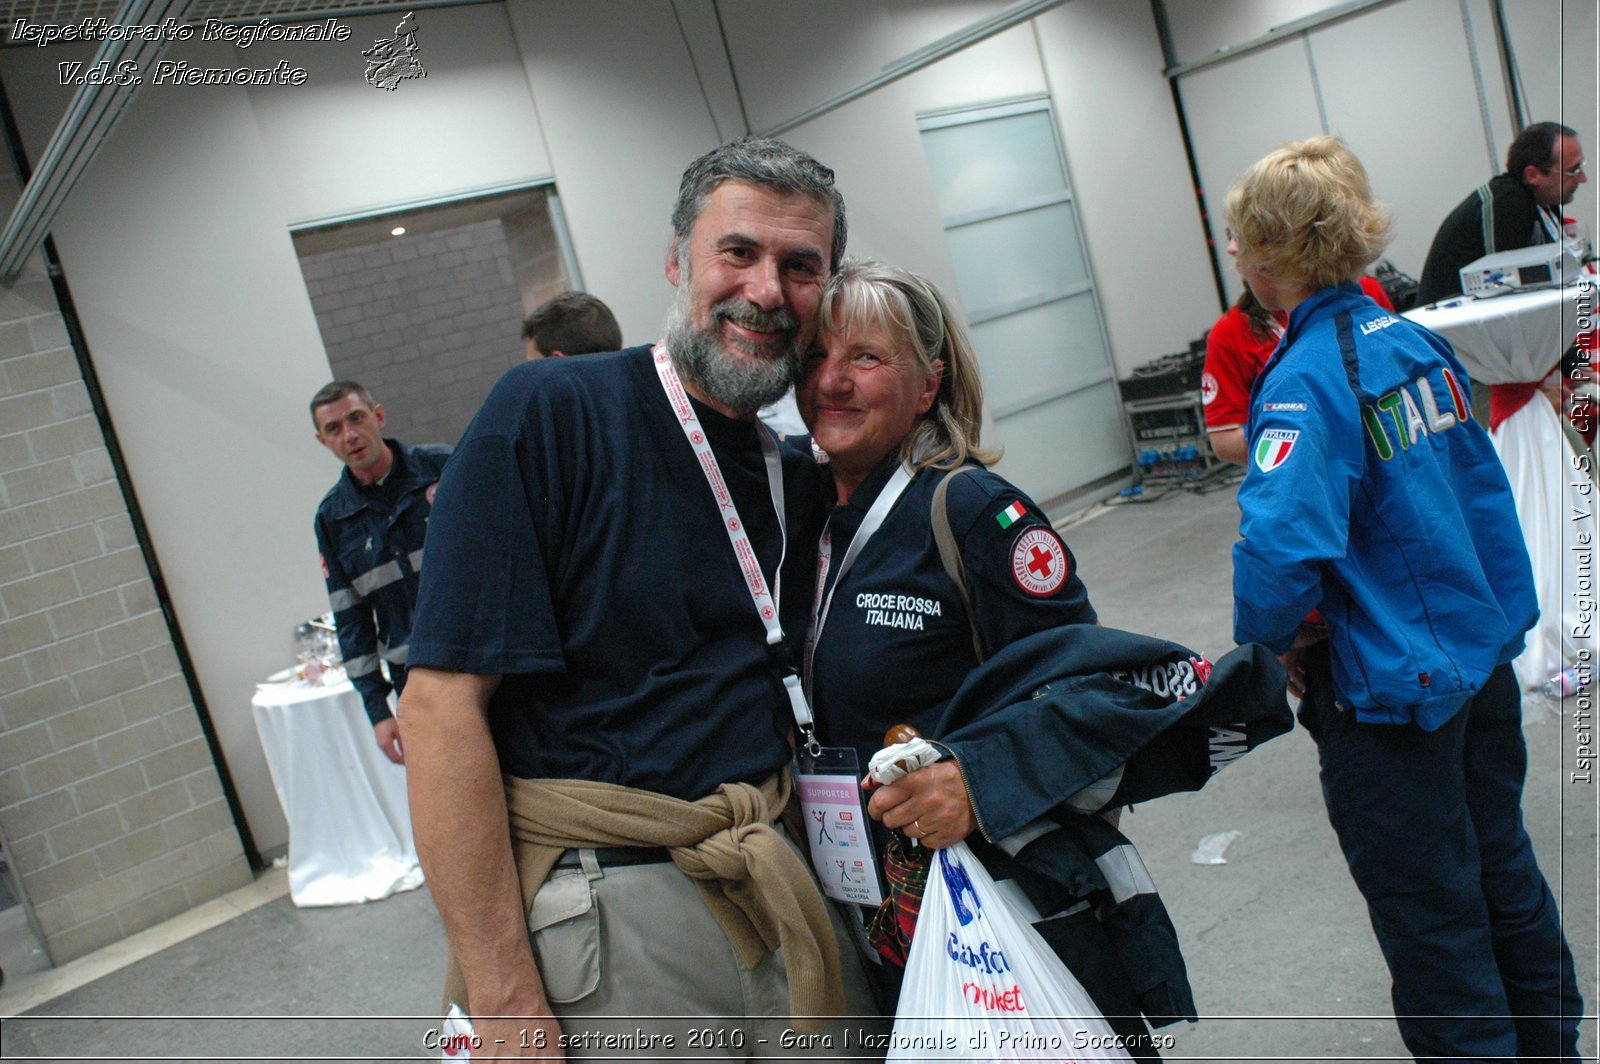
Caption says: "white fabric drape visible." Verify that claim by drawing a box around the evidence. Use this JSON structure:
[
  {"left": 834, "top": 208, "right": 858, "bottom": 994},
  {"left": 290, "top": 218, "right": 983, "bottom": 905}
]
[
  {"left": 252, "top": 679, "right": 424, "bottom": 906},
  {"left": 1492, "top": 398, "right": 1598, "bottom": 700}
]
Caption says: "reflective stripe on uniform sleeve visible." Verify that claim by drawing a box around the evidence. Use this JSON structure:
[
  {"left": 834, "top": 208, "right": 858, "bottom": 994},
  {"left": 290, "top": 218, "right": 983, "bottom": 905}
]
[
  {"left": 328, "top": 587, "right": 359, "bottom": 612},
  {"left": 350, "top": 560, "right": 402, "bottom": 598},
  {"left": 408, "top": 548, "right": 424, "bottom": 571},
  {"left": 996, "top": 818, "right": 1061, "bottom": 857},
  {"left": 378, "top": 642, "right": 409, "bottom": 665},
  {"left": 1064, "top": 764, "right": 1125, "bottom": 814},
  {"left": 1095, "top": 843, "right": 1157, "bottom": 904},
  {"left": 344, "top": 652, "right": 380, "bottom": 678}
]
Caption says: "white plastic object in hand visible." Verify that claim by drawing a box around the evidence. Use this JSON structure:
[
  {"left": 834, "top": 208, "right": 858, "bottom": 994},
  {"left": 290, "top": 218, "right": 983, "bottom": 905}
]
[
  {"left": 868, "top": 738, "right": 942, "bottom": 785},
  {"left": 439, "top": 1003, "right": 475, "bottom": 1059}
]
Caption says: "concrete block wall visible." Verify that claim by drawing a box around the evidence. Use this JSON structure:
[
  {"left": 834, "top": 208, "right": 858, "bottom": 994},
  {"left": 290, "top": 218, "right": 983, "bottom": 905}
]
[
  {"left": 0, "top": 162, "right": 253, "bottom": 965},
  {"left": 299, "top": 211, "right": 565, "bottom": 449},
  {"left": 503, "top": 203, "right": 576, "bottom": 326}
]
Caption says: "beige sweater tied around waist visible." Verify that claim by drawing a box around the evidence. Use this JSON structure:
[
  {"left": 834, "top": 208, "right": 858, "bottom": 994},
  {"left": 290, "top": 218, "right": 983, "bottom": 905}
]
[{"left": 442, "top": 771, "right": 845, "bottom": 1027}]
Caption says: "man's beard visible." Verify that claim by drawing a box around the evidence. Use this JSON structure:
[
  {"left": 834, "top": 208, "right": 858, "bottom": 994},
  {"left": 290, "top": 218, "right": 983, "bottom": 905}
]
[{"left": 664, "top": 287, "right": 804, "bottom": 417}]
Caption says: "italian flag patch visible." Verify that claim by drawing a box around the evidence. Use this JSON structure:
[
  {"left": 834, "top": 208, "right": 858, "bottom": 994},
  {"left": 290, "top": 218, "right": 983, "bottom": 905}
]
[
  {"left": 1254, "top": 428, "right": 1299, "bottom": 473},
  {"left": 995, "top": 501, "right": 1027, "bottom": 529}
]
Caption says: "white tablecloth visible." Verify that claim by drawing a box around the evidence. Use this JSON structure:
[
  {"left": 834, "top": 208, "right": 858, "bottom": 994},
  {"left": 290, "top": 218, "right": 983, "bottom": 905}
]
[
  {"left": 1491, "top": 399, "right": 1598, "bottom": 695},
  {"left": 1404, "top": 278, "right": 1594, "bottom": 384},
  {"left": 251, "top": 678, "right": 424, "bottom": 906},
  {"left": 1407, "top": 276, "right": 1599, "bottom": 697}
]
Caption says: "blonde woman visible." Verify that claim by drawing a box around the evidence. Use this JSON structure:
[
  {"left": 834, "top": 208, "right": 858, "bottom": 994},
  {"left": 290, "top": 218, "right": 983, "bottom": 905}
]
[
  {"left": 798, "top": 259, "right": 1177, "bottom": 1058},
  {"left": 1227, "top": 136, "right": 1580, "bottom": 1061}
]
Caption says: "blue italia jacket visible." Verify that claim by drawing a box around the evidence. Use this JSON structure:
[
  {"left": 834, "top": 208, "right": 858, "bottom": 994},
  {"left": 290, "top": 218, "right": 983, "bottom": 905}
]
[
  {"left": 314, "top": 439, "right": 451, "bottom": 725},
  {"left": 1233, "top": 284, "right": 1537, "bottom": 729}
]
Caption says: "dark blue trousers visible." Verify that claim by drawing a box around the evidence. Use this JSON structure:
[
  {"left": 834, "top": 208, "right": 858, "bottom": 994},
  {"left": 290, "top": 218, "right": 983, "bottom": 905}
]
[{"left": 1299, "top": 649, "right": 1581, "bottom": 1062}]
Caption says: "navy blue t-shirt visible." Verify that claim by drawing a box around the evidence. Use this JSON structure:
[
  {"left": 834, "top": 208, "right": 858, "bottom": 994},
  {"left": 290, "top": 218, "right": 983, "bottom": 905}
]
[
  {"left": 409, "top": 346, "right": 827, "bottom": 801},
  {"left": 807, "top": 459, "right": 1097, "bottom": 774}
]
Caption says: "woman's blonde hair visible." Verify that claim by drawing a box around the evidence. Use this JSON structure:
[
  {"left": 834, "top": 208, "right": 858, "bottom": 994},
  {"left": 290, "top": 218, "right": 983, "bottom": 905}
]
[
  {"left": 1225, "top": 136, "right": 1393, "bottom": 292},
  {"left": 817, "top": 258, "right": 1001, "bottom": 471}
]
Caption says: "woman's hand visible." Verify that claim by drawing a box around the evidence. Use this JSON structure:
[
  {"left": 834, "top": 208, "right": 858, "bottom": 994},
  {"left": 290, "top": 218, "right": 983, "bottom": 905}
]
[
  {"left": 864, "top": 761, "right": 975, "bottom": 849},
  {"left": 1280, "top": 624, "right": 1328, "bottom": 700}
]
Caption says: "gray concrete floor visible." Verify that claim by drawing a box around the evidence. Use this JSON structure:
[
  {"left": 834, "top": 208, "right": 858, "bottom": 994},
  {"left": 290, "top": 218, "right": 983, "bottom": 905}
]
[{"left": 1, "top": 477, "right": 1595, "bottom": 1062}]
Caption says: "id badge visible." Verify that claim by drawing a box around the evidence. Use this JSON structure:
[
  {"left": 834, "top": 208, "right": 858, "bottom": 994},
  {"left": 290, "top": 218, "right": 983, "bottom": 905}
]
[{"left": 794, "top": 746, "right": 883, "bottom": 908}]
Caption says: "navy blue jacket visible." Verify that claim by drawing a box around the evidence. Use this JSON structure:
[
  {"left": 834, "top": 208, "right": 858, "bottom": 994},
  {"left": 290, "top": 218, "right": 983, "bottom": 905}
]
[
  {"left": 1233, "top": 285, "right": 1536, "bottom": 729},
  {"left": 934, "top": 625, "right": 1292, "bottom": 1027},
  {"left": 937, "top": 627, "right": 1291, "bottom": 841},
  {"left": 314, "top": 439, "right": 451, "bottom": 725}
]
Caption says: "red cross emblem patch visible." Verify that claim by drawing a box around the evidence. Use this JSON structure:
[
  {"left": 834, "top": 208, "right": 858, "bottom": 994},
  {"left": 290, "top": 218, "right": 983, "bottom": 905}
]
[{"left": 1011, "top": 527, "right": 1069, "bottom": 597}]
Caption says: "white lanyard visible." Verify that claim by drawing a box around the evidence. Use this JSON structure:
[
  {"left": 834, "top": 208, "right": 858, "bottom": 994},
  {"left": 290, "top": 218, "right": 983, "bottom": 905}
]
[
  {"left": 803, "top": 464, "right": 915, "bottom": 702},
  {"left": 1537, "top": 205, "right": 1565, "bottom": 245},
  {"left": 651, "top": 344, "right": 813, "bottom": 738}
]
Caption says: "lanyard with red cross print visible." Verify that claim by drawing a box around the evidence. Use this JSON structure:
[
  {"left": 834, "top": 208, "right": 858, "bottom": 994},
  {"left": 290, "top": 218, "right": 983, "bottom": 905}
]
[
  {"left": 651, "top": 343, "right": 814, "bottom": 744},
  {"left": 653, "top": 344, "right": 887, "bottom": 905}
]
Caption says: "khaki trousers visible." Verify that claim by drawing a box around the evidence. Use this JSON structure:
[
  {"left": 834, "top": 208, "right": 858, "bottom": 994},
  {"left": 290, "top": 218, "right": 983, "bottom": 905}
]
[{"left": 528, "top": 850, "right": 886, "bottom": 1060}]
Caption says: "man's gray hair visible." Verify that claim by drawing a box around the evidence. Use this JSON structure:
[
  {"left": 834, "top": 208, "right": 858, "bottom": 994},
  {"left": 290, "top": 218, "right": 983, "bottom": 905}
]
[{"left": 671, "top": 136, "right": 847, "bottom": 269}]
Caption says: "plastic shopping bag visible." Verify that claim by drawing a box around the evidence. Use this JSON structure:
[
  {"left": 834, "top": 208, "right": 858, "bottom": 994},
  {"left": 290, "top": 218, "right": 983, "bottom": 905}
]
[{"left": 891, "top": 841, "right": 1134, "bottom": 1062}]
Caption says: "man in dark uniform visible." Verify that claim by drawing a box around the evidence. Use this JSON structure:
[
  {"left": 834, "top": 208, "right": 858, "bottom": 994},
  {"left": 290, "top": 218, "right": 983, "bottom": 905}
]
[
  {"left": 310, "top": 380, "right": 450, "bottom": 764},
  {"left": 1416, "top": 121, "right": 1586, "bottom": 306},
  {"left": 401, "top": 138, "right": 876, "bottom": 1057}
]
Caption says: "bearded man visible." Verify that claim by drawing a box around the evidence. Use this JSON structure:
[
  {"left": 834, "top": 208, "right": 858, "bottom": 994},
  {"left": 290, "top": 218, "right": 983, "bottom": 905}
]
[{"left": 400, "top": 138, "right": 879, "bottom": 1059}]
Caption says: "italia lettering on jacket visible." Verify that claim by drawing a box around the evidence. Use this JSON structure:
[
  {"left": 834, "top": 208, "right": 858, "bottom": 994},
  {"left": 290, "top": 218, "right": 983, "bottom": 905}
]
[{"left": 1361, "top": 367, "right": 1472, "bottom": 461}]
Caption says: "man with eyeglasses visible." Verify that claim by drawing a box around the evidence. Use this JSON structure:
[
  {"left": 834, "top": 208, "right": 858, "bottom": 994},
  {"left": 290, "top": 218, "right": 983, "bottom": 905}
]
[{"left": 1417, "top": 121, "right": 1586, "bottom": 306}]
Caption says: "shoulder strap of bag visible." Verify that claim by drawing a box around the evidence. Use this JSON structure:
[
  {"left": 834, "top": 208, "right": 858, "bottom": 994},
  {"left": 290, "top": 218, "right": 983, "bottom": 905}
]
[{"left": 931, "top": 465, "right": 986, "bottom": 663}]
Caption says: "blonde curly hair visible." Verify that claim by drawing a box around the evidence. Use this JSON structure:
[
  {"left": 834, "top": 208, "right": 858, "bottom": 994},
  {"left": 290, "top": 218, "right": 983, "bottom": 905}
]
[{"left": 1225, "top": 136, "right": 1392, "bottom": 293}]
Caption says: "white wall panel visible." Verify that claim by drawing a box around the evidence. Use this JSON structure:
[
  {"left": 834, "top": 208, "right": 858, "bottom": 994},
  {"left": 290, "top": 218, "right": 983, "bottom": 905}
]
[
  {"left": 2, "top": 40, "right": 359, "bottom": 852},
  {"left": 899, "top": 23, "right": 1048, "bottom": 115},
  {"left": 1174, "top": 0, "right": 1585, "bottom": 288},
  {"left": 1036, "top": 0, "right": 1231, "bottom": 360},
  {"left": 971, "top": 294, "right": 1112, "bottom": 414},
  {"left": 886, "top": 0, "right": 1020, "bottom": 48},
  {"left": 664, "top": 0, "right": 752, "bottom": 143},
  {"left": 1500, "top": 0, "right": 1598, "bottom": 242},
  {"left": 1163, "top": 0, "right": 1364, "bottom": 66},
  {"left": 994, "top": 380, "right": 1129, "bottom": 501},
  {"left": 247, "top": 6, "right": 552, "bottom": 224},
  {"left": 1179, "top": 37, "right": 1324, "bottom": 304},
  {"left": 720, "top": 0, "right": 900, "bottom": 134},
  {"left": 1313, "top": 0, "right": 1497, "bottom": 275},
  {"left": 781, "top": 88, "right": 962, "bottom": 300},
  {"left": 1461, "top": 0, "right": 1518, "bottom": 176},
  {"left": 503, "top": 1, "right": 729, "bottom": 347}
]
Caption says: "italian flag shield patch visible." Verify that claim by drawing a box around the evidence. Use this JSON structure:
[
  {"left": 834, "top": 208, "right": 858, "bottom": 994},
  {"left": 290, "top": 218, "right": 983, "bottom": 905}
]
[{"left": 1254, "top": 428, "right": 1299, "bottom": 473}]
